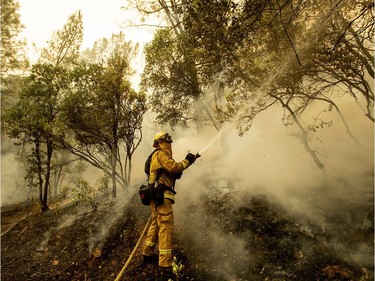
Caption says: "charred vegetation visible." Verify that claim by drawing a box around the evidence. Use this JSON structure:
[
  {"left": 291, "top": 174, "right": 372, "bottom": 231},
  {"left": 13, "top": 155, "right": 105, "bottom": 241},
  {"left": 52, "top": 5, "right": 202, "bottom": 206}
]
[{"left": 1, "top": 178, "right": 373, "bottom": 281}]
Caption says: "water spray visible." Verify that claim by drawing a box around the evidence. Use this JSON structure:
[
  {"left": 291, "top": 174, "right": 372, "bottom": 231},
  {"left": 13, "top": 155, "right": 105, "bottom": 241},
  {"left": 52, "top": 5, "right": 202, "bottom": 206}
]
[
  {"left": 197, "top": 123, "right": 234, "bottom": 156},
  {"left": 198, "top": 131, "right": 223, "bottom": 156}
]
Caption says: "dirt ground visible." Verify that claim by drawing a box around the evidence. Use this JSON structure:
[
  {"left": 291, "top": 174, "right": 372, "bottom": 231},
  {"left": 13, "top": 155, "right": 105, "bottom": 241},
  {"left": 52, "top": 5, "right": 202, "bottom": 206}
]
[{"left": 1, "top": 181, "right": 374, "bottom": 281}]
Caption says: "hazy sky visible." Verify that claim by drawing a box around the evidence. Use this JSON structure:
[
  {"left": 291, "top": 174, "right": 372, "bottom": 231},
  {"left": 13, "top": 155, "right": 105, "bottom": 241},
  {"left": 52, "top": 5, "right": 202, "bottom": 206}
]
[{"left": 18, "top": 0, "right": 155, "bottom": 60}]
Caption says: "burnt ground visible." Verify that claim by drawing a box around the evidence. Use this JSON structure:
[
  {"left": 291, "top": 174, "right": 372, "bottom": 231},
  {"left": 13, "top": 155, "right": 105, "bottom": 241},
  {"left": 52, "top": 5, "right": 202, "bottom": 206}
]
[{"left": 1, "top": 179, "right": 374, "bottom": 281}]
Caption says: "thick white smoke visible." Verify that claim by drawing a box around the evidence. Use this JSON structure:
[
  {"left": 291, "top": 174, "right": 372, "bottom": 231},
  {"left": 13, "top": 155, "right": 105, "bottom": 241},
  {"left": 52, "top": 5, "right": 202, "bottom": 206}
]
[{"left": 164, "top": 96, "right": 374, "bottom": 279}]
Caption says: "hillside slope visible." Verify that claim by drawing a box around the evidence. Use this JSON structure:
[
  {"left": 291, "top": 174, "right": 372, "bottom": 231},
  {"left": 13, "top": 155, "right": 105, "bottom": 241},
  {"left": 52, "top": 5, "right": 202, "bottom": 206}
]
[{"left": 1, "top": 183, "right": 373, "bottom": 281}]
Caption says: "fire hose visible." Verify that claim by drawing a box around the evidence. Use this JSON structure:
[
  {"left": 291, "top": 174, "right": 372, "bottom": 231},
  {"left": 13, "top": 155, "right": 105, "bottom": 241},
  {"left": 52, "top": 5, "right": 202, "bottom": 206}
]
[{"left": 114, "top": 215, "right": 152, "bottom": 281}]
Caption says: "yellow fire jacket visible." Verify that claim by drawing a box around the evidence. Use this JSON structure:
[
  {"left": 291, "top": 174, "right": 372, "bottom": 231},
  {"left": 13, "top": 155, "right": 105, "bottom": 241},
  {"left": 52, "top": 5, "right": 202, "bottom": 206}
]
[{"left": 149, "top": 142, "right": 190, "bottom": 203}]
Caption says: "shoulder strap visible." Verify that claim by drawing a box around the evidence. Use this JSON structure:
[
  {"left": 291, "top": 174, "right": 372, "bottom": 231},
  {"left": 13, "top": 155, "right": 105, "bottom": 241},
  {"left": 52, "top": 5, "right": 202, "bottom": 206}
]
[
  {"left": 151, "top": 148, "right": 161, "bottom": 157},
  {"left": 148, "top": 148, "right": 163, "bottom": 183}
]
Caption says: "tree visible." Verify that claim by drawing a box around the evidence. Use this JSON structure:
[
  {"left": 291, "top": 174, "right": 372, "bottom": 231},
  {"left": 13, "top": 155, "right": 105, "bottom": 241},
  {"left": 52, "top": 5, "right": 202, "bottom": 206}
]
[
  {"left": 137, "top": 0, "right": 294, "bottom": 129},
  {"left": 137, "top": 0, "right": 373, "bottom": 170},
  {"left": 134, "top": 0, "right": 224, "bottom": 131},
  {"left": 3, "top": 64, "right": 70, "bottom": 211},
  {"left": 304, "top": 0, "right": 374, "bottom": 122},
  {"left": 141, "top": 29, "right": 201, "bottom": 127},
  {"left": 1, "top": 75, "right": 24, "bottom": 132},
  {"left": 3, "top": 11, "right": 83, "bottom": 211},
  {"left": 121, "top": 82, "right": 146, "bottom": 184},
  {"left": 60, "top": 33, "right": 146, "bottom": 197},
  {"left": 1, "top": 0, "right": 29, "bottom": 138},
  {"left": 0, "top": 0, "right": 28, "bottom": 74},
  {"left": 39, "top": 11, "right": 83, "bottom": 67},
  {"left": 71, "top": 179, "right": 98, "bottom": 211},
  {"left": 50, "top": 151, "right": 80, "bottom": 198},
  {"left": 215, "top": 0, "right": 374, "bottom": 169}
]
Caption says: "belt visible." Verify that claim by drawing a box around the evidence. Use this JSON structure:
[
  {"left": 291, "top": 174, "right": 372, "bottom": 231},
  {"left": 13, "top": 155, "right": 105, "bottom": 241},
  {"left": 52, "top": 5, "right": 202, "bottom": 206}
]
[{"left": 158, "top": 183, "right": 176, "bottom": 195}]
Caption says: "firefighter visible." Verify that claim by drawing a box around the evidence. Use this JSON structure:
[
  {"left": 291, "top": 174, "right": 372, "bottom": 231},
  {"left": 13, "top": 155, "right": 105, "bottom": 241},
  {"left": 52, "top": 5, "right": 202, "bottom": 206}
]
[{"left": 142, "top": 132, "right": 197, "bottom": 278}]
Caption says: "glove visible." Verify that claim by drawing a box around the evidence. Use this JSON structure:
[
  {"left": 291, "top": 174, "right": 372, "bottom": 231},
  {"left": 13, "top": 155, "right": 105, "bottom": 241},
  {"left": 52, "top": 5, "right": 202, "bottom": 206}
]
[
  {"left": 174, "top": 172, "right": 183, "bottom": 179},
  {"left": 185, "top": 153, "right": 196, "bottom": 164}
]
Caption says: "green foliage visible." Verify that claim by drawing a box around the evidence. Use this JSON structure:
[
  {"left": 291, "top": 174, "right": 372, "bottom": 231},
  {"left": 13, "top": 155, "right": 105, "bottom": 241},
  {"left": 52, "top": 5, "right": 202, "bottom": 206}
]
[
  {"left": 1, "top": 75, "right": 23, "bottom": 110},
  {"left": 0, "top": 0, "right": 29, "bottom": 74},
  {"left": 4, "top": 64, "right": 69, "bottom": 141},
  {"left": 140, "top": 0, "right": 373, "bottom": 128},
  {"left": 71, "top": 179, "right": 98, "bottom": 211},
  {"left": 141, "top": 29, "right": 199, "bottom": 127},
  {"left": 1, "top": 75, "right": 24, "bottom": 135},
  {"left": 81, "top": 31, "right": 138, "bottom": 68},
  {"left": 97, "top": 174, "right": 110, "bottom": 199},
  {"left": 1, "top": 0, "right": 29, "bottom": 131},
  {"left": 98, "top": 174, "right": 110, "bottom": 192},
  {"left": 39, "top": 11, "right": 83, "bottom": 67},
  {"left": 65, "top": 32, "right": 144, "bottom": 146},
  {"left": 3, "top": 63, "right": 71, "bottom": 211},
  {"left": 62, "top": 61, "right": 146, "bottom": 149},
  {"left": 140, "top": 0, "right": 309, "bottom": 128},
  {"left": 60, "top": 33, "right": 147, "bottom": 189},
  {"left": 60, "top": 62, "right": 105, "bottom": 144},
  {"left": 136, "top": 0, "right": 373, "bottom": 169}
]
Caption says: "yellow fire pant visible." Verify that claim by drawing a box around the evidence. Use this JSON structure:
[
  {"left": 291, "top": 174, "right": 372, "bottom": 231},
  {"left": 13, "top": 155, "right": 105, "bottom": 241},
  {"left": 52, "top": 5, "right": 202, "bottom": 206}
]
[{"left": 142, "top": 198, "right": 174, "bottom": 267}]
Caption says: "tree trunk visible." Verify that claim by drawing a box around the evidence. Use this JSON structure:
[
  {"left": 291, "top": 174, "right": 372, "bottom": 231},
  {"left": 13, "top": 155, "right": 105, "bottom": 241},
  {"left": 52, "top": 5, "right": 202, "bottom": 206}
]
[
  {"left": 111, "top": 144, "right": 117, "bottom": 198},
  {"left": 42, "top": 140, "right": 53, "bottom": 212},
  {"left": 127, "top": 154, "right": 132, "bottom": 184},
  {"left": 35, "top": 139, "right": 45, "bottom": 211}
]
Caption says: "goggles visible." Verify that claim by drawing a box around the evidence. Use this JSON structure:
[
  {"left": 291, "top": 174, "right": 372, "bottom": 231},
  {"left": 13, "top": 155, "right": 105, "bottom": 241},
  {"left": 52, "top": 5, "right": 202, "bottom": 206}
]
[{"left": 159, "top": 133, "right": 173, "bottom": 143}]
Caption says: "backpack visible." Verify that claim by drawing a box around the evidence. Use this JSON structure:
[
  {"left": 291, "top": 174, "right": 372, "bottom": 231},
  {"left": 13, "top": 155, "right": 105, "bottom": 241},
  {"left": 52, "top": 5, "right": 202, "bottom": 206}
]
[
  {"left": 139, "top": 149, "right": 162, "bottom": 206},
  {"left": 144, "top": 148, "right": 160, "bottom": 177}
]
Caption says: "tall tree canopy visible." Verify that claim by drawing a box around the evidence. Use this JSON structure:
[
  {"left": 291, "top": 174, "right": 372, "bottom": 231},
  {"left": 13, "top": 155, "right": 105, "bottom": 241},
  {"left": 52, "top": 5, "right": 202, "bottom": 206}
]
[
  {"left": 1, "top": 0, "right": 29, "bottom": 134},
  {"left": 3, "top": 11, "right": 84, "bottom": 211},
  {"left": 3, "top": 64, "right": 70, "bottom": 211},
  {"left": 60, "top": 32, "right": 146, "bottom": 197},
  {"left": 137, "top": 0, "right": 374, "bottom": 169},
  {"left": 39, "top": 11, "right": 83, "bottom": 67},
  {"left": 0, "top": 0, "right": 28, "bottom": 74}
]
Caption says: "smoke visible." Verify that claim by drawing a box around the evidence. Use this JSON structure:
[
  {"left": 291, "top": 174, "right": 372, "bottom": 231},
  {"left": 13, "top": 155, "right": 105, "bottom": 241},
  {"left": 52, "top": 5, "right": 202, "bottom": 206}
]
[
  {"left": 86, "top": 188, "right": 135, "bottom": 252},
  {"left": 167, "top": 97, "right": 373, "bottom": 279},
  {"left": 33, "top": 187, "right": 136, "bottom": 256},
  {"left": 1, "top": 137, "right": 29, "bottom": 205},
  {"left": 1, "top": 90, "right": 372, "bottom": 279},
  {"left": 175, "top": 97, "right": 373, "bottom": 206}
]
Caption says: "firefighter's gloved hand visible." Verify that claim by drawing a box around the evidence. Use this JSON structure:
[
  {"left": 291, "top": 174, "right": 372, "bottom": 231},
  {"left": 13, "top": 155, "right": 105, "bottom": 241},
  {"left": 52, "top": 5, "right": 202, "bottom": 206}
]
[{"left": 185, "top": 153, "right": 196, "bottom": 164}]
